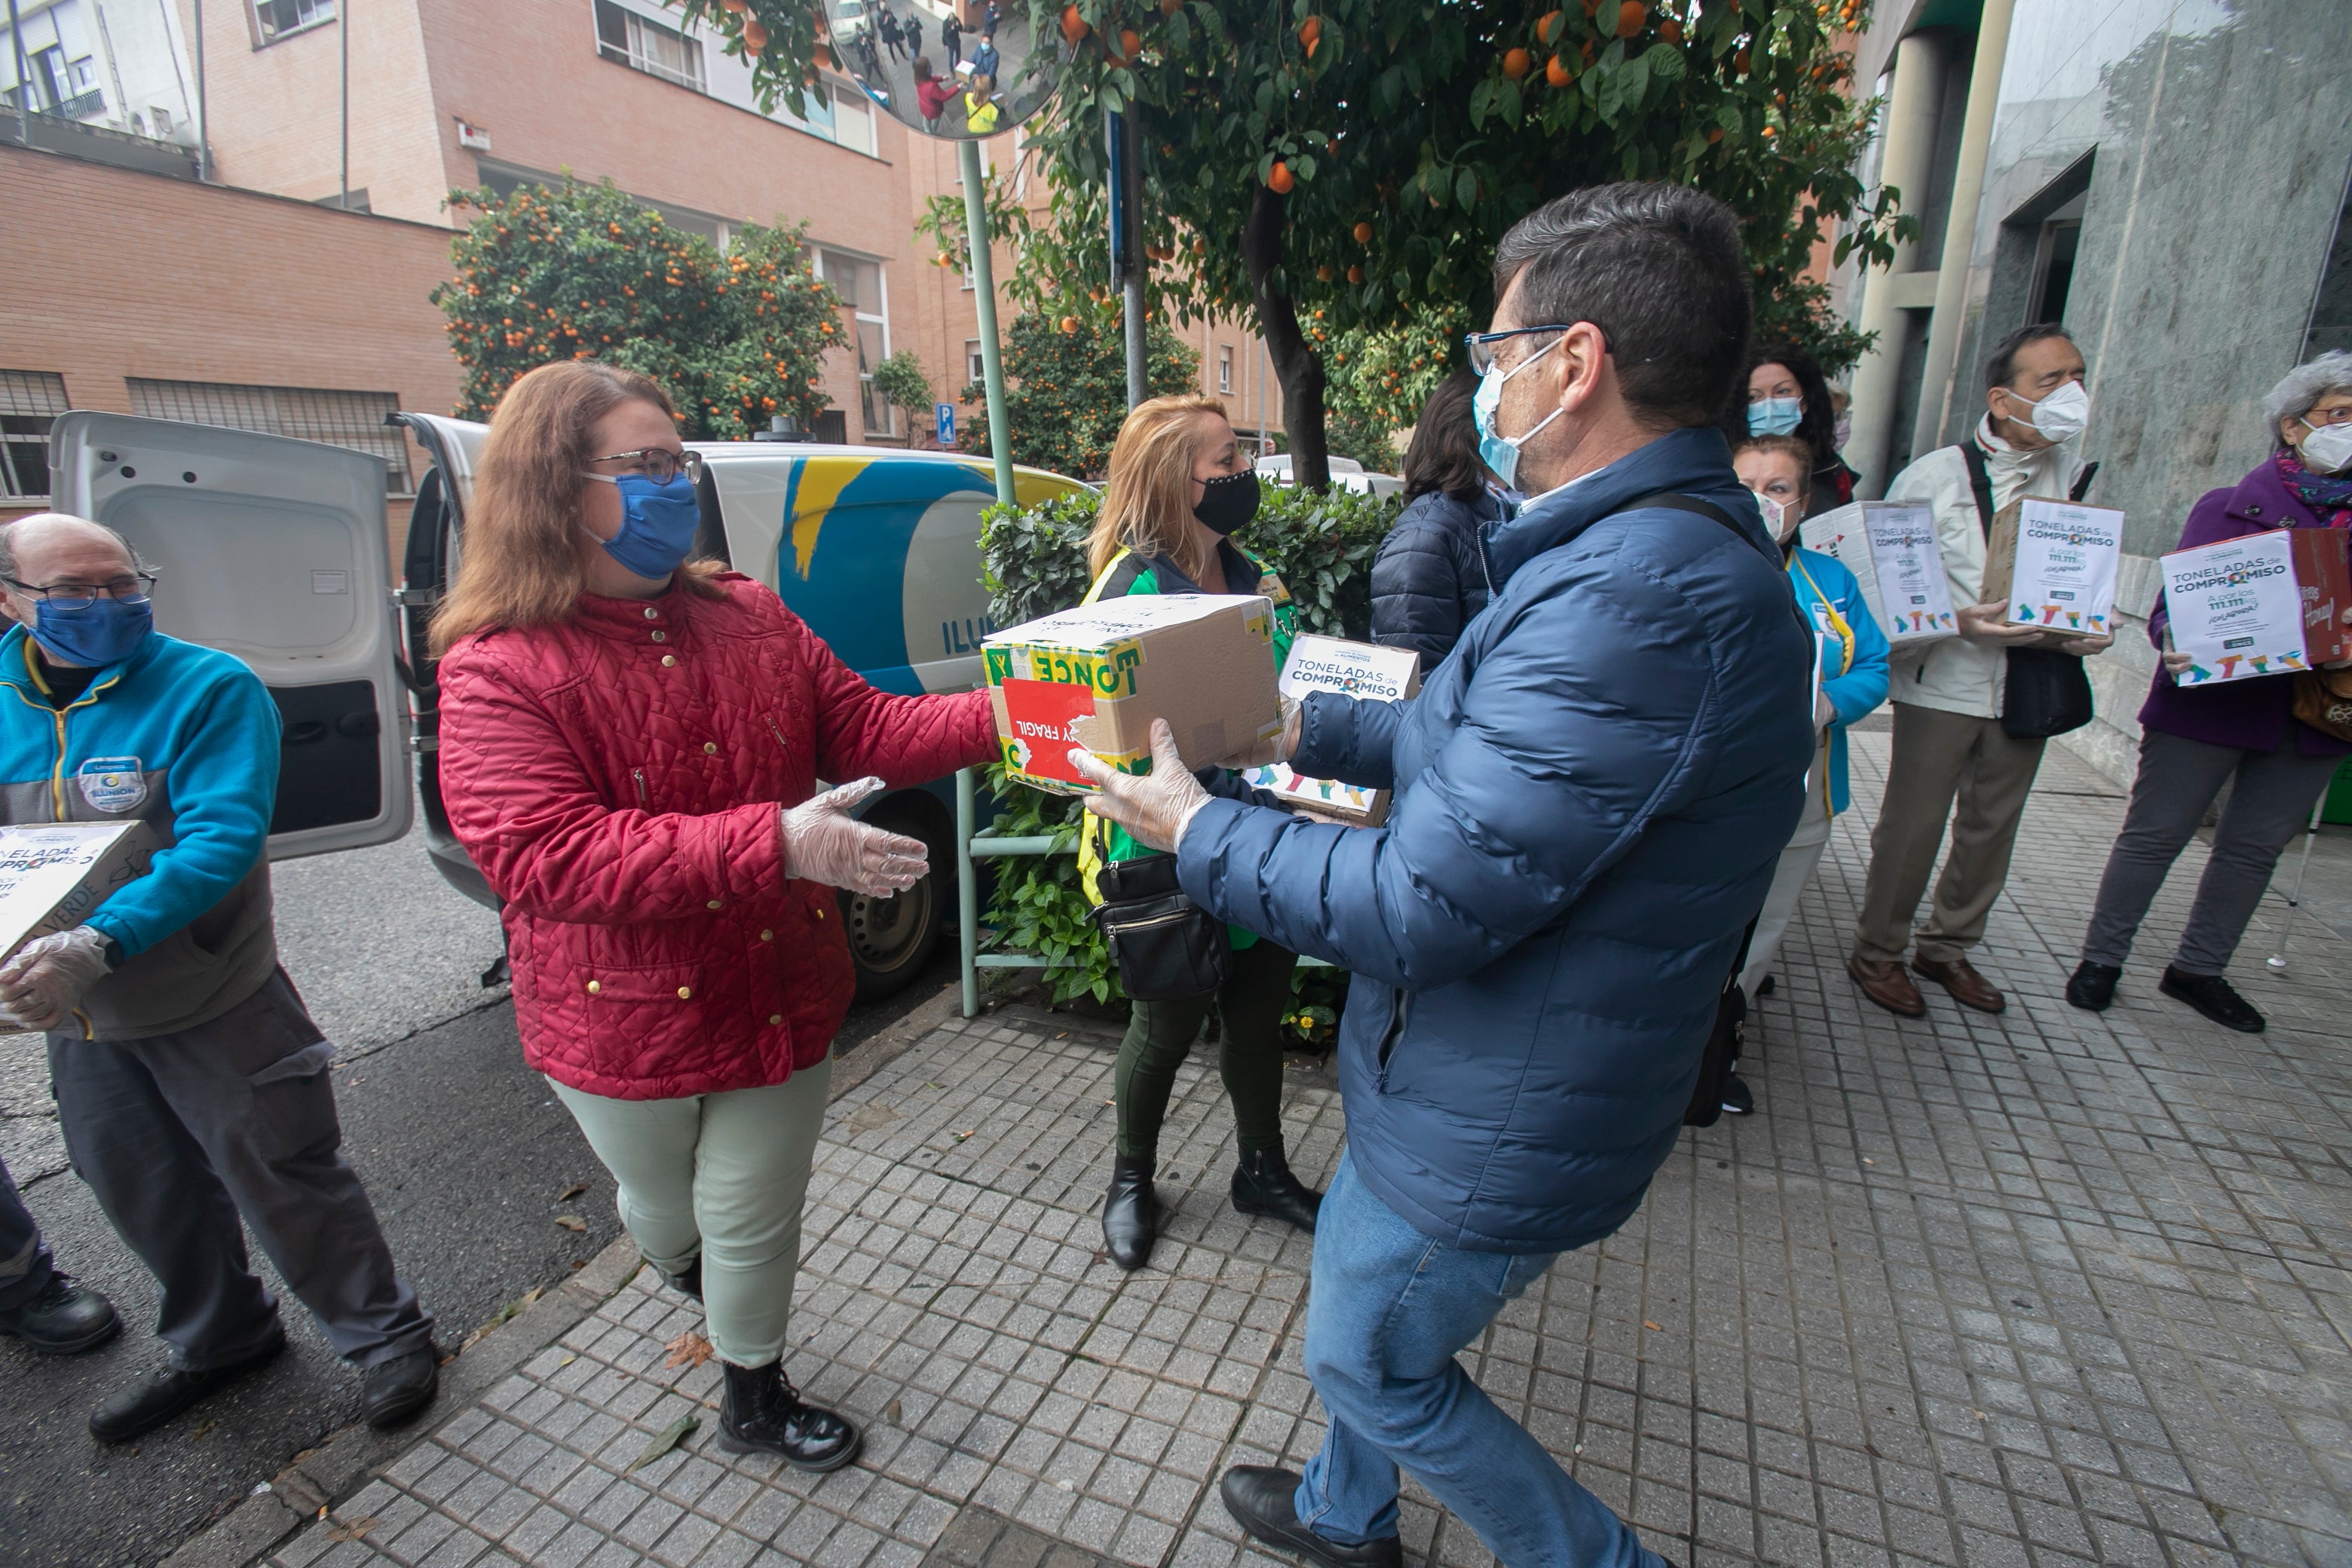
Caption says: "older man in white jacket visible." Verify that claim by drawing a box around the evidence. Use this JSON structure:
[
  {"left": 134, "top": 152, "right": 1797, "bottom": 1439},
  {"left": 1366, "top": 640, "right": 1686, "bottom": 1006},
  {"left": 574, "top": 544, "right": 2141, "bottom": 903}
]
[{"left": 1848, "top": 325, "right": 2112, "bottom": 1018}]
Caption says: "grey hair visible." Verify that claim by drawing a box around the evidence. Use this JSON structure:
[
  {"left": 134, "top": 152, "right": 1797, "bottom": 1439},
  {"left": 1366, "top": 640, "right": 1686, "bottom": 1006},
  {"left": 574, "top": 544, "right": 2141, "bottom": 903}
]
[
  {"left": 2263, "top": 351, "right": 2352, "bottom": 439},
  {"left": 0, "top": 513, "right": 149, "bottom": 585}
]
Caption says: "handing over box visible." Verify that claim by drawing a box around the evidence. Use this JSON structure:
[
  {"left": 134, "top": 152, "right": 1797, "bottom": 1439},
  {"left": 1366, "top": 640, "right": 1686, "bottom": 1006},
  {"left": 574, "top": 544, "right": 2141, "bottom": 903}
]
[
  {"left": 984, "top": 594, "right": 1283, "bottom": 794},
  {"left": 1799, "top": 501, "right": 1957, "bottom": 647},
  {"left": 2161, "top": 528, "right": 2352, "bottom": 685},
  {"left": 0, "top": 821, "right": 157, "bottom": 962},
  {"left": 1243, "top": 635, "right": 1422, "bottom": 825},
  {"left": 1981, "top": 496, "right": 2124, "bottom": 645}
]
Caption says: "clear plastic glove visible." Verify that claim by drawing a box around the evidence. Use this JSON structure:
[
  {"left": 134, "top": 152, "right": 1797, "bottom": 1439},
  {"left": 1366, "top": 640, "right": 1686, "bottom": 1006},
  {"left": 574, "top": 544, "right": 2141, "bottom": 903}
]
[
  {"left": 1073, "top": 720, "right": 1212, "bottom": 854},
  {"left": 1216, "top": 694, "right": 1302, "bottom": 770},
  {"left": 0, "top": 926, "right": 112, "bottom": 1032},
  {"left": 781, "top": 777, "right": 929, "bottom": 898},
  {"left": 1956, "top": 601, "right": 2047, "bottom": 645}
]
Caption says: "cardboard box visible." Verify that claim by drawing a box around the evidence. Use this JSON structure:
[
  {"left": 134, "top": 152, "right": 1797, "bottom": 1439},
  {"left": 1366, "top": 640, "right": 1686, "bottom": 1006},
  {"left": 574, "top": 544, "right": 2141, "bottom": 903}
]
[
  {"left": 1798, "top": 501, "right": 1958, "bottom": 646},
  {"left": 1243, "top": 635, "right": 1423, "bottom": 825},
  {"left": 1980, "top": 495, "right": 2124, "bottom": 646},
  {"left": 0, "top": 820, "right": 157, "bottom": 961},
  {"left": 984, "top": 594, "right": 1283, "bottom": 793},
  {"left": 2161, "top": 528, "right": 2352, "bottom": 684}
]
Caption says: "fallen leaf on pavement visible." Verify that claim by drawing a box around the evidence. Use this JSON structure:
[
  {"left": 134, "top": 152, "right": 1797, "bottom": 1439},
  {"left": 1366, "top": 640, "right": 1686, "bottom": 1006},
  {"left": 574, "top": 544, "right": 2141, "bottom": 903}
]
[
  {"left": 883, "top": 1397, "right": 903, "bottom": 1426},
  {"left": 665, "top": 1330, "right": 715, "bottom": 1370},
  {"left": 554, "top": 1214, "right": 587, "bottom": 1232},
  {"left": 326, "top": 1517, "right": 379, "bottom": 1542},
  {"left": 556, "top": 1182, "right": 587, "bottom": 1201},
  {"left": 625, "top": 1415, "right": 697, "bottom": 1473},
  {"left": 191, "top": 1421, "right": 214, "bottom": 1439}
]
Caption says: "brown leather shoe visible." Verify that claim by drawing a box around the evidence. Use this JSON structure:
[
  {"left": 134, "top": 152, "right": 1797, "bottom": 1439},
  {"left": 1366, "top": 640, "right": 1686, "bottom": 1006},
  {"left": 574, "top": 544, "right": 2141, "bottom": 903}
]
[
  {"left": 1848, "top": 954, "right": 1927, "bottom": 1017},
  {"left": 1913, "top": 954, "right": 2004, "bottom": 1013}
]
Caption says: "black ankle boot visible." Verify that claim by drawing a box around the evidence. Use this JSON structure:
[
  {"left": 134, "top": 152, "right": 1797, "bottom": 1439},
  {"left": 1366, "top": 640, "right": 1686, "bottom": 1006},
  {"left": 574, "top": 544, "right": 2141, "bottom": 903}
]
[
  {"left": 715, "top": 1359, "right": 861, "bottom": 1472},
  {"left": 1231, "top": 1144, "right": 1321, "bottom": 1233},
  {"left": 1102, "top": 1154, "right": 1158, "bottom": 1272},
  {"left": 665, "top": 1256, "right": 703, "bottom": 1302}
]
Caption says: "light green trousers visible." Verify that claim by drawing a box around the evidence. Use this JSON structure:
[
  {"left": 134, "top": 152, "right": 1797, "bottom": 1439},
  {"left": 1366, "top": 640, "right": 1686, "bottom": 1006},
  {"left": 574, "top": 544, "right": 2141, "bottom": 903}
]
[{"left": 551, "top": 1055, "right": 831, "bottom": 1368}]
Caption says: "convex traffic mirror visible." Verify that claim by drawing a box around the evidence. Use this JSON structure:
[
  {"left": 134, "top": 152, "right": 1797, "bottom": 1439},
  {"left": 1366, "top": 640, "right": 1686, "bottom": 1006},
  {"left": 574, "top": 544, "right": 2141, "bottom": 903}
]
[{"left": 828, "top": 0, "right": 1055, "bottom": 139}]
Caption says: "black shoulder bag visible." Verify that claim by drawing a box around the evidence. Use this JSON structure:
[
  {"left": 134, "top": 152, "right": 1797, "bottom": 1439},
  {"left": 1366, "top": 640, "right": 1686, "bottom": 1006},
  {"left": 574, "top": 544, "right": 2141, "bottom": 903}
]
[
  {"left": 1090, "top": 850, "right": 1230, "bottom": 1001},
  {"left": 1958, "top": 443, "right": 2096, "bottom": 740}
]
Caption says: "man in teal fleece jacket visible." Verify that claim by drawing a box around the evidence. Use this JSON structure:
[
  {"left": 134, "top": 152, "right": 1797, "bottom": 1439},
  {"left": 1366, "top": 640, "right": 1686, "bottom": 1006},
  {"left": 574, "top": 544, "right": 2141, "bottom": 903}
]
[{"left": 0, "top": 514, "right": 436, "bottom": 1441}]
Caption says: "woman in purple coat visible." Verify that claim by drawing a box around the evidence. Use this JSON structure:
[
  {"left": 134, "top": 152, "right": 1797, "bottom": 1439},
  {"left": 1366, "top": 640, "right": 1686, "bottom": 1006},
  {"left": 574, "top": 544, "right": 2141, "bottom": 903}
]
[{"left": 2068, "top": 352, "right": 2352, "bottom": 1032}]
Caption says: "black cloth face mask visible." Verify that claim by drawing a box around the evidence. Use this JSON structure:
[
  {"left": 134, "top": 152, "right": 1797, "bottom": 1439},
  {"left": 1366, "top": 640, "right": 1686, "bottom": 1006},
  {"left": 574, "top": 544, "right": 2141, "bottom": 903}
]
[{"left": 1193, "top": 469, "right": 1261, "bottom": 537}]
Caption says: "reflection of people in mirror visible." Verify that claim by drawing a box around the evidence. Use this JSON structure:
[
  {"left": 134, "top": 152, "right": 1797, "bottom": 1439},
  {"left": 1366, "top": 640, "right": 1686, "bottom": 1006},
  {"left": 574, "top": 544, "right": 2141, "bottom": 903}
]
[
  {"left": 913, "top": 57, "right": 954, "bottom": 128},
  {"left": 982, "top": 0, "right": 1002, "bottom": 38},
  {"left": 964, "top": 74, "right": 1000, "bottom": 135},
  {"left": 877, "top": 3, "right": 902, "bottom": 60},
  {"left": 939, "top": 11, "right": 962, "bottom": 68},
  {"left": 905, "top": 13, "right": 922, "bottom": 57},
  {"left": 969, "top": 36, "right": 999, "bottom": 82}
]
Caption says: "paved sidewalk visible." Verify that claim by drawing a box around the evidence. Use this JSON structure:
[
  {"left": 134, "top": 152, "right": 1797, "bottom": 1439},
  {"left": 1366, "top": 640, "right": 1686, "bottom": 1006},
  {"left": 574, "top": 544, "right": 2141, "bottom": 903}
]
[{"left": 248, "top": 733, "right": 2350, "bottom": 1568}]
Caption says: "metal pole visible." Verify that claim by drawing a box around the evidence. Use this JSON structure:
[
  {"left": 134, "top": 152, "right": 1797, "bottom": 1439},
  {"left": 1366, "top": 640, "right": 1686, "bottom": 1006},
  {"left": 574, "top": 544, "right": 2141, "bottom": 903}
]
[
  {"left": 958, "top": 137, "right": 1015, "bottom": 507},
  {"left": 956, "top": 766, "right": 980, "bottom": 1017},
  {"left": 191, "top": 0, "right": 208, "bottom": 180},
  {"left": 1117, "top": 111, "right": 1145, "bottom": 410},
  {"left": 2265, "top": 792, "right": 2330, "bottom": 971},
  {"left": 8, "top": 0, "right": 29, "bottom": 146},
  {"left": 338, "top": 0, "right": 348, "bottom": 208}
]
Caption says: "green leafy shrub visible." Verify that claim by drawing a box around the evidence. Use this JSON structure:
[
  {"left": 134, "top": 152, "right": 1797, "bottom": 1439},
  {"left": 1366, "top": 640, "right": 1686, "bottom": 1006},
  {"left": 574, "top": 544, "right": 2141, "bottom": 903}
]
[{"left": 974, "top": 482, "right": 1401, "bottom": 1026}]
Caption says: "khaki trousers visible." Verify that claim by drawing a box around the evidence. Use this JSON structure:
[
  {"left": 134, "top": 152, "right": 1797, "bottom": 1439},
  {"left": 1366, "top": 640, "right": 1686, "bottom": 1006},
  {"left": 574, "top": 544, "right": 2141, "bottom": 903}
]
[{"left": 1854, "top": 703, "right": 2046, "bottom": 965}]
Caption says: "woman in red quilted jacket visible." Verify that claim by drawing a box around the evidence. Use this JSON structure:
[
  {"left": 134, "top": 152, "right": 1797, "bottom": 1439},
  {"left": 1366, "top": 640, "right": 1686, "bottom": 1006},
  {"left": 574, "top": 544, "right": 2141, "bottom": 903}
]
[{"left": 432, "top": 362, "right": 995, "bottom": 1471}]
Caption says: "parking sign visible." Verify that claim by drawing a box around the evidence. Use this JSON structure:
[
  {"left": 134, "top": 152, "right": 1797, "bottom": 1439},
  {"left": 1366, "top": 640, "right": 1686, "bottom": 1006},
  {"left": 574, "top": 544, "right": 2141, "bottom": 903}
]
[{"left": 935, "top": 403, "right": 956, "bottom": 446}]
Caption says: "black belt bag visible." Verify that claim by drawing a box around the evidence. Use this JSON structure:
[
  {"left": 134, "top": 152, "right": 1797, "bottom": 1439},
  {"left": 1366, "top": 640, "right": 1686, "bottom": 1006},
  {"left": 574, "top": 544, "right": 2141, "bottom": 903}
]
[{"left": 1091, "top": 853, "right": 1230, "bottom": 1001}]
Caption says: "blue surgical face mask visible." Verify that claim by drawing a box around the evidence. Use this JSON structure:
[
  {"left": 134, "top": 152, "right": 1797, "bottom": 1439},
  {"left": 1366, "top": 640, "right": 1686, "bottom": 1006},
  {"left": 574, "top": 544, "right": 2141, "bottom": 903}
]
[
  {"left": 30, "top": 596, "right": 153, "bottom": 669},
  {"left": 1472, "top": 337, "right": 1564, "bottom": 491},
  {"left": 1748, "top": 396, "right": 1804, "bottom": 437},
  {"left": 585, "top": 471, "right": 701, "bottom": 581}
]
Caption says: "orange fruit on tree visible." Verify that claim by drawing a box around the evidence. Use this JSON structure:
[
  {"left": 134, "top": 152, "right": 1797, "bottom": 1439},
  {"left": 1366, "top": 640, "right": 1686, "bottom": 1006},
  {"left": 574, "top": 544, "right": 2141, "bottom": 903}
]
[
  {"left": 1537, "top": 8, "right": 1562, "bottom": 42},
  {"left": 1268, "top": 160, "right": 1295, "bottom": 194},
  {"left": 1060, "top": 316, "right": 1079, "bottom": 333},
  {"left": 1316, "top": 263, "right": 1335, "bottom": 280},
  {"left": 1734, "top": 47, "right": 1750, "bottom": 73},
  {"left": 1060, "top": 5, "right": 1089, "bottom": 43},
  {"left": 1614, "top": 1, "right": 1643, "bottom": 38},
  {"left": 1659, "top": 17, "right": 1680, "bottom": 44},
  {"left": 1352, "top": 220, "right": 1373, "bottom": 243},
  {"left": 722, "top": 0, "right": 746, "bottom": 11},
  {"left": 1502, "top": 47, "right": 1530, "bottom": 78},
  {"left": 1162, "top": 0, "right": 1181, "bottom": 12},
  {"left": 1347, "top": 265, "right": 1364, "bottom": 283},
  {"left": 1545, "top": 52, "right": 1572, "bottom": 85},
  {"left": 1297, "top": 14, "right": 1321, "bottom": 54},
  {"left": 1119, "top": 27, "right": 1141, "bottom": 57},
  {"left": 743, "top": 17, "right": 767, "bottom": 49}
]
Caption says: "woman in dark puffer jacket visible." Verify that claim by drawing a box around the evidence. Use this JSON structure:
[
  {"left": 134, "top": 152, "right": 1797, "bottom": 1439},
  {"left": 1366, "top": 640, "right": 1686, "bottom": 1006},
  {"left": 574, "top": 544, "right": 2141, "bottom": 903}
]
[{"left": 1368, "top": 370, "right": 1508, "bottom": 672}]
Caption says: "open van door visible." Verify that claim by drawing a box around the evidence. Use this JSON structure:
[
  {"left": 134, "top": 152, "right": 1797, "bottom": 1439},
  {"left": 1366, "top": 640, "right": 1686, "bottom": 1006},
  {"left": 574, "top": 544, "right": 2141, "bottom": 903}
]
[{"left": 49, "top": 412, "right": 414, "bottom": 860}]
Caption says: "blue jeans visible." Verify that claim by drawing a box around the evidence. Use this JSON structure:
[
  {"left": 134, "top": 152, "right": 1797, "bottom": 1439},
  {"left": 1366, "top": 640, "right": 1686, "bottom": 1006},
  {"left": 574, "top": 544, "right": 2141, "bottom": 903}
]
[
  {"left": 0, "top": 1152, "right": 60, "bottom": 1311},
  {"left": 1295, "top": 1153, "right": 1664, "bottom": 1568}
]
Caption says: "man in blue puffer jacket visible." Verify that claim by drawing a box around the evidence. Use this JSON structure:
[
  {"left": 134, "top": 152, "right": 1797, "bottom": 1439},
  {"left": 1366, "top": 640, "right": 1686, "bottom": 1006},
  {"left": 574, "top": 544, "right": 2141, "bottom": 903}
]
[{"left": 1076, "top": 184, "right": 1815, "bottom": 1568}]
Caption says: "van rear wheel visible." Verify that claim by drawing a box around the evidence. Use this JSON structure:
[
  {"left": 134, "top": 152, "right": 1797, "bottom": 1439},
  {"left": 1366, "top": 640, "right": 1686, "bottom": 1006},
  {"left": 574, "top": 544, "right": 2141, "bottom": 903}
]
[{"left": 841, "top": 806, "right": 947, "bottom": 1001}]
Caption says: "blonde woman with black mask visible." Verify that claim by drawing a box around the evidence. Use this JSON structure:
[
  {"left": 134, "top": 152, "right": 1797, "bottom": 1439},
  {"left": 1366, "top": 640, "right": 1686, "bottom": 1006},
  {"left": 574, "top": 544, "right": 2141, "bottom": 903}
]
[{"left": 1077, "top": 395, "right": 1321, "bottom": 1272}]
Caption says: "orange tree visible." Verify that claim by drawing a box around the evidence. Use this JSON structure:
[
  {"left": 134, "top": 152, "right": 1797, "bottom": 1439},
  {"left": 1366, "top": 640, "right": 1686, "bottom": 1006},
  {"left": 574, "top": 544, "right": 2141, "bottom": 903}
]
[
  {"left": 433, "top": 176, "right": 843, "bottom": 437},
  {"left": 957, "top": 306, "right": 1202, "bottom": 478},
  {"left": 1009, "top": 0, "right": 1906, "bottom": 487}
]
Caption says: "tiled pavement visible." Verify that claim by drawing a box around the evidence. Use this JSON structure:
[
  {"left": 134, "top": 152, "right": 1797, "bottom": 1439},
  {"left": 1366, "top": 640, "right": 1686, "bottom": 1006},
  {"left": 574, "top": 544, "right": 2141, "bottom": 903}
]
[{"left": 258, "top": 731, "right": 2352, "bottom": 1568}]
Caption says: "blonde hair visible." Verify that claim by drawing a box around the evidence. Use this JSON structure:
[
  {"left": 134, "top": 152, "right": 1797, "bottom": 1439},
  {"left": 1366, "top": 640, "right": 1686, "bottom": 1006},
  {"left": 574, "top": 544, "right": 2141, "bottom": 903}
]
[
  {"left": 1087, "top": 394, "right": 1232, "bottom": 583},
  {"left": 431, "top": 360, "right": 724, "bottom": 655}
]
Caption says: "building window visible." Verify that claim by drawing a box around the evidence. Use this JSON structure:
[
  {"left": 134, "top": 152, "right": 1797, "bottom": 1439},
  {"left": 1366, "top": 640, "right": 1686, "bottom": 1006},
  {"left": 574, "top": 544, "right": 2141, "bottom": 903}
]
[
  {"left": 966, "top": 341, "right": 985, "bottom": 387},
  {"left": 594, "top": 0, "right": 704, "bottom": 91},
  {"left": 127, "top": 379, "right": 413, "bottom": 496},
  {"left": 252, "top": 0, "right": 335, "bottom": 44},
  {"left": 0, "top": 372, "right": 69, "bottom": 503},
  {"left": 1217, "top": 345, "right": 1234, "bottom": 395},
  {"left": 816, "top": 250, "right": 891, "bottom": 437}
]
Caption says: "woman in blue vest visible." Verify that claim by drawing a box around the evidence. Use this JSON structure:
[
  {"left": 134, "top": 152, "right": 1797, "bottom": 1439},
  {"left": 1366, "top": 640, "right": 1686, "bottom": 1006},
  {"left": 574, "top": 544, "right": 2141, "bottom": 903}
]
[
  {"left": 1729, "top": 434, "right": 1889, "bottom": 1109},
  {"left": 1078, "top": 394, "right": 1321, "bottom": 1271}
]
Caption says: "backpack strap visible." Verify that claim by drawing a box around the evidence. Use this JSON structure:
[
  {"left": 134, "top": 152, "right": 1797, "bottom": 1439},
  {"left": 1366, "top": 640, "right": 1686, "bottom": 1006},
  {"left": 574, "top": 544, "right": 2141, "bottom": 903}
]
[{"left": 1958, "top": 439, "right": 1997, "bottom": 538}]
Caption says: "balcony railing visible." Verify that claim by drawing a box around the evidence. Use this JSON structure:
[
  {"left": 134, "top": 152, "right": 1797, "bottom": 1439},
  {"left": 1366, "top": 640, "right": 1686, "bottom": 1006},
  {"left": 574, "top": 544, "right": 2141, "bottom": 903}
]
[{"left": 54, "top": 88, "right": 106, "bottom": 120}]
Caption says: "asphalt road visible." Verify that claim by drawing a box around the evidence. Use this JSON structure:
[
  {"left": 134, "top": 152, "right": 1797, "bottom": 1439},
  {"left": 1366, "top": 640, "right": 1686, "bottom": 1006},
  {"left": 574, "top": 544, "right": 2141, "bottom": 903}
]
[{"left": 0, "top": 815, "right": 959, "bottom": 1568}]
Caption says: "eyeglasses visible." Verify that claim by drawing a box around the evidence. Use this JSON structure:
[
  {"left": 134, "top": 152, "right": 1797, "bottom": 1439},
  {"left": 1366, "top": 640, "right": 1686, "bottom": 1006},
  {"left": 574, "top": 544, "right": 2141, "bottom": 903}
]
[
  {"left": 1464, "top": 325, "right": 1576, "bottom": 376},
  {"left": 5, "top": 573, "right": 158, "bottom": 610},
  {"left": 586, "top": 448, "right": 706, "bottom": 485}
]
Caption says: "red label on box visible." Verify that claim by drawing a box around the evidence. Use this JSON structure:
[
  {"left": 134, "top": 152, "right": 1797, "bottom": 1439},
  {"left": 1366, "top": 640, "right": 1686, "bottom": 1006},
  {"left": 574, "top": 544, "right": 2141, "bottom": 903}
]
[
  {"left": 997, "top": 678, "right": 1097, "bottom": 786},
  {"left": 2295, "top": 528, "right": 2352, "bottom": 666}
]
